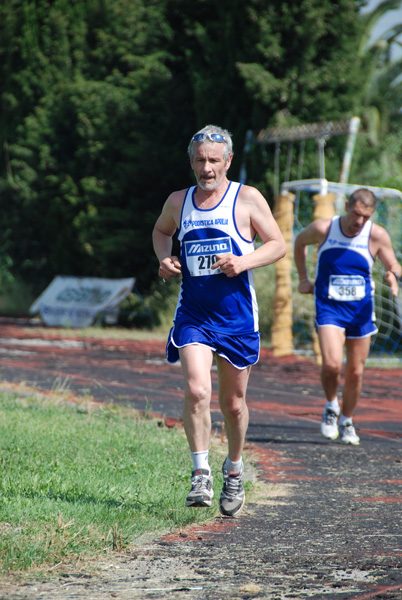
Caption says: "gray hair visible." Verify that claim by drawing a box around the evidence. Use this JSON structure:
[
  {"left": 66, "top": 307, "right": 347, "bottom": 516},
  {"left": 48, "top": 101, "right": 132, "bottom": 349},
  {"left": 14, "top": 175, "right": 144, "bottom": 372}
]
[
  {"left": 348, "top": 188, "right": 378, "bottom": 209},
  {"left": 187, "top": 124, "right": 233, "bottom": 162}
]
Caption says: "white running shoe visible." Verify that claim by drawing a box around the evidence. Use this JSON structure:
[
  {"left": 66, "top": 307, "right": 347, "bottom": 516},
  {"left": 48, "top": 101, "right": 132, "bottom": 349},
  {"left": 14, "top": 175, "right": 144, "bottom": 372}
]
[
  {"left": 186, "top": 469, "right": 214, "bottom": 507},
  {"left": 219, "top": 463, "right": 245, "bottom": 517},
  {"left": 320, "top": 407, "right": 339, "bottom": 440},
  {"left": 339, "top": 422, "right": 360, "bottom": 445}
]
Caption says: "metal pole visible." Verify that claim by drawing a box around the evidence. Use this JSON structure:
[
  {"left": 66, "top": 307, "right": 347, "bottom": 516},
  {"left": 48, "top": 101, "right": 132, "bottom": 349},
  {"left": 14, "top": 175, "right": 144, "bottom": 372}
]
[
  {"left": 317, "top": 137, "right": 326, "bottom": 179},
  {"left": 336, "top": 116, "right": 360, "bottom": 213},
  {"left": 339, "top": 116, "right": 360, "bottom": 184}
]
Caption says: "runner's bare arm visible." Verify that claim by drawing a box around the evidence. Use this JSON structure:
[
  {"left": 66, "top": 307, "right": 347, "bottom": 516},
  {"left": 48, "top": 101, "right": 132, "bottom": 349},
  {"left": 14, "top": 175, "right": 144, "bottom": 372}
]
[
  {"left": 294, "top": 220, "right": 330, "bottom": 294},
  {"left": 212, "top": 186, "right": 286, "bottom": 277},
  {"left": 371, "top": 225, "right": 402, "bottom": 296},
  {"left": 152, "top": 192, "right": 183, "bottom": 279}
]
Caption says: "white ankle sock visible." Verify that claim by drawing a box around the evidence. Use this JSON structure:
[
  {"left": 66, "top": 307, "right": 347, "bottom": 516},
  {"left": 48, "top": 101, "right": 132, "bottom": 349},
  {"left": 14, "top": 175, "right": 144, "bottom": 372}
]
[
  {"left": 339, "top": 414, "right": 352, "bottom": 427},
  {"left": 224, "top": 457, "right": 243, "bottom": 474},
  {"left": 325, "top": 398, "right": 340, "bottom": 414},
  {"left": 191, "top": 450, "right": 210, "bottom": 473}
]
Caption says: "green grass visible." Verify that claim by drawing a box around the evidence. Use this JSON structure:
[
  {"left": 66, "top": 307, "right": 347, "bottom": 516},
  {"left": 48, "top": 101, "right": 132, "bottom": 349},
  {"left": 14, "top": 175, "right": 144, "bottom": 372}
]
[
  {"left": 366, "top": 355, "right": 402, "bottom": 369},
  {"left": 0, "top": 392, "right": 239, "bottom": 576},
  {"left": 26, "top": 323, "right": 169, "bottom": 341}
]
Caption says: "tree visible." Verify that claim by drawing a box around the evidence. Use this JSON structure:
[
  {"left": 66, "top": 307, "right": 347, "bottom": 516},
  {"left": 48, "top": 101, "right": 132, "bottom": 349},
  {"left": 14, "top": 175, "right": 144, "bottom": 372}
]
[
  {"left": 350, "top": 0, "right": 402, "bottom": 187},
  {"left": 0, "top": 0, "right": 381, "bottom": 300},
  {"left": 0, "top": 0, "right": 180, "bottom": 293},
  {"left": 163, "top": 0, "right": 369, "bottom": 193}
]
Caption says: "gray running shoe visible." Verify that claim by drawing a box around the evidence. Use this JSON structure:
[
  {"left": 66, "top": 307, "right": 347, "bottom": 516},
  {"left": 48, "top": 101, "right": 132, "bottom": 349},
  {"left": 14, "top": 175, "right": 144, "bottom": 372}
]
[
  {"left": 339, "top": 422, "right": 360, "bottom": 445},
  {"left": 321, "top": 407, "right": 339, "bottom": 440},
  {"left": 185, "top": 469, "right": 214, "bottom": 507},
  {"left": 219, "top": 463, "right": 245, "bottom": 517}
]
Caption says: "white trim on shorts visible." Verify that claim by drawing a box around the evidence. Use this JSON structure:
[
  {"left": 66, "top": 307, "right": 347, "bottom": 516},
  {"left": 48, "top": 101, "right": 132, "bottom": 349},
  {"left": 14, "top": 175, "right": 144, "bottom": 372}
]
[
  {"left": 316, "top": 322, "right": 378, "bottom": 339},
  {"left": 168, "top": 335, "right": 257, "bottom": 370}
]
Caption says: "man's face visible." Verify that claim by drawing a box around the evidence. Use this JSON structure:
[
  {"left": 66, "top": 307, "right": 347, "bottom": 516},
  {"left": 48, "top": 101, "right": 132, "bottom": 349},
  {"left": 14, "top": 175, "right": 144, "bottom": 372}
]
[
  {"left": 190, "top": 142, "right": 232, "bottom": 191},
  {"left": 344, "top": 200, "right": 375, "bottom": 236}
]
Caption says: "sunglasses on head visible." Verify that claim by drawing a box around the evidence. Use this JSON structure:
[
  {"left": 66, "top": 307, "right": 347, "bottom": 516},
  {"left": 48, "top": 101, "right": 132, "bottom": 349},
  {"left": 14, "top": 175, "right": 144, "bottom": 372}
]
[{"left": 192, "top": 132, "right": 227, "bottom": 143}]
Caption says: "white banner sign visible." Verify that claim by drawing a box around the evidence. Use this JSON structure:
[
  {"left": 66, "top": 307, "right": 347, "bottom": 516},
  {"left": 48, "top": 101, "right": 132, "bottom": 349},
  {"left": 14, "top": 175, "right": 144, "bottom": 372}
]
[{"left": 29, "top": 276, "right": 135, "bottom": 328}]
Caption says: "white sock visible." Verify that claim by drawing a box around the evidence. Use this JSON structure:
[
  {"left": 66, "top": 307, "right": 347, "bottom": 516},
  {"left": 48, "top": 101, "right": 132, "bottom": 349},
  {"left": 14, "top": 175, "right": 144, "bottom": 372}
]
[
  {"left": 224, "top": 457, "right": 243, "bottom": 474},
  {"left": 325, "top": 398, "right": 340, "bottom": 415},
  {"left": 191, "top": 450, "right": 210, "bottom": 474},
  {"left": 339, "top": 413, "right": 352, "bottom": 427}
]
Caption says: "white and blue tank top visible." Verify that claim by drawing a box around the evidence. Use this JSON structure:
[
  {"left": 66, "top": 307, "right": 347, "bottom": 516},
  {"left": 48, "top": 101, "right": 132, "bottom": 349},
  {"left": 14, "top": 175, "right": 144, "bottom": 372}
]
[
  {"left": 315, "top": 216, "right": 375, "bottom": 324},
  {"left": 174, "top": 181, "right": 259, "bottom": 334}
]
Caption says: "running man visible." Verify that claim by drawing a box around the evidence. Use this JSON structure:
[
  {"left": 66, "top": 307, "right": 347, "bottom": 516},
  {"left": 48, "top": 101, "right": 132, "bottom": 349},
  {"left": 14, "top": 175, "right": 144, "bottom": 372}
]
[
  {"left": 152, "top": 124, "right": 286, "bottom": 515},
  {"left": 294, "top": 188, "right": 402, "bottom": 445}
]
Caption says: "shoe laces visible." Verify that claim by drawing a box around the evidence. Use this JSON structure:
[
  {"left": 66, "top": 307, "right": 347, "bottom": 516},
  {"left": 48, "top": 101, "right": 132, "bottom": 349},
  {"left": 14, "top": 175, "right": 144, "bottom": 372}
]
[
  {"left": 191, "top": 473, "right": 210, "bottom": 491},
  {"left": 324, "top": 409, "right": 338, "bottom": 425},
  {"left": 222, "top": 471, "right": 243, "bottom": 497}
]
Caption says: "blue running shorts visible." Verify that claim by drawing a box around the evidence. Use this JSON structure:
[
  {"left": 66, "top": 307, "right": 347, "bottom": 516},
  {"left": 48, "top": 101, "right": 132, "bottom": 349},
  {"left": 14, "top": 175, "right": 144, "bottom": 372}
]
[
  {"left": 166, "top": 324, "right": 260, "bottom": 370},
  {"left": 315, "top": 314, "right": 378, "bottom": 339}
]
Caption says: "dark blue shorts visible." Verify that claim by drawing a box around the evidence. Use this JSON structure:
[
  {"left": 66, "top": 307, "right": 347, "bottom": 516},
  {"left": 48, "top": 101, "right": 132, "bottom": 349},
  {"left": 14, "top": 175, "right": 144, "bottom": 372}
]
[
  {"left": 315, "top": 313, "right": 378, "bottom": 339},
  {"left": 315, "top": 287, "right": 378, "bottom": 339},
  {"left": 166, "top": 324, "right": 260, "bottom": 370}
]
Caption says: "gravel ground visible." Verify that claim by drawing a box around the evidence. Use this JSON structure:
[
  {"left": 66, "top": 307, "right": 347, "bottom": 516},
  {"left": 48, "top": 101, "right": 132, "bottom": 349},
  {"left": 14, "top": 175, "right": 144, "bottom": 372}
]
[{"left": 0, "top": 319, "right": 401, "bottom": 599}]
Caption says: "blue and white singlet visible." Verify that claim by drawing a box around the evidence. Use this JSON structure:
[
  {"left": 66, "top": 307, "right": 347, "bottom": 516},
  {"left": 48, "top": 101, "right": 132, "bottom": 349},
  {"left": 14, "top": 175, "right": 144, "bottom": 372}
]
[
  {"left": 315, "top": 215, "right": 376, "bottom": 330},
  {"left": 173, "top": 181, "right": 258, "bottom": 334}
]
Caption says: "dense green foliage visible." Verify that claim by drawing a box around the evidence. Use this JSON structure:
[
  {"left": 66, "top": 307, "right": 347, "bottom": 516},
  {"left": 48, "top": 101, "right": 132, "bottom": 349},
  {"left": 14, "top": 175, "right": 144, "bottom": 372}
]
[
  {"left": 0, "top": 0, "right": 184, "bottom": 294},
  {"left": 0, "top": 0, "right": 400, "bottom": 302}
]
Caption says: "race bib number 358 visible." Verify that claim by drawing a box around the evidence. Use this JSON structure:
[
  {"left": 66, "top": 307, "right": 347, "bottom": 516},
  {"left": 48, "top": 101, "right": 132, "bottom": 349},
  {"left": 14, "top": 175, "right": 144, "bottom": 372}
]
[
  {"left": 184, "top": 237, "right": 232, "bottom": 276},
  {"left": 328, "top": 275, "right": 365, "bottom": 301}
]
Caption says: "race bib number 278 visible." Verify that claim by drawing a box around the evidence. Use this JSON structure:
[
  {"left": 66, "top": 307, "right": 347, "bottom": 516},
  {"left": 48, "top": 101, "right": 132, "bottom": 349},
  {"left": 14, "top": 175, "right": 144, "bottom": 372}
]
[{"left": 184, "top": 237, "right": 232, "bottom": 276}]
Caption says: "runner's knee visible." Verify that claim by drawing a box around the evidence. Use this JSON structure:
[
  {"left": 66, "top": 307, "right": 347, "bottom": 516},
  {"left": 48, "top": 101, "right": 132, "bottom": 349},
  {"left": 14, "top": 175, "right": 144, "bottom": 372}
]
[
  {"left": 345, "top": 361, "right": 365, "bottom": 382},
  {"left": 219, "top": 395, "right": 247, "bottom": 420},
  {"left": 185, "top": 380, "right": 211, "bottom": 408},
  {"left": 322, "top": 361, "right": 342, "bottom": 379}
]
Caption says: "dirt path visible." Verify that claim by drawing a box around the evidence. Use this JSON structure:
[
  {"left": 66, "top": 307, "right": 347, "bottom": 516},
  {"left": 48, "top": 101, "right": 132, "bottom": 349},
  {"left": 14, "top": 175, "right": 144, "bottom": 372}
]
[{"left": 0, "top": 319, "right": 401, "bottom": 599}]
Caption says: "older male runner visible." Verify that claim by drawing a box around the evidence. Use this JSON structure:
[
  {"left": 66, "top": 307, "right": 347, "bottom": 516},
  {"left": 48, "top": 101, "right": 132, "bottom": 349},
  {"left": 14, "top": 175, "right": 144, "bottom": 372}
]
[{"left": 153, "top": 124, "right": 286, "bottom": 515}]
